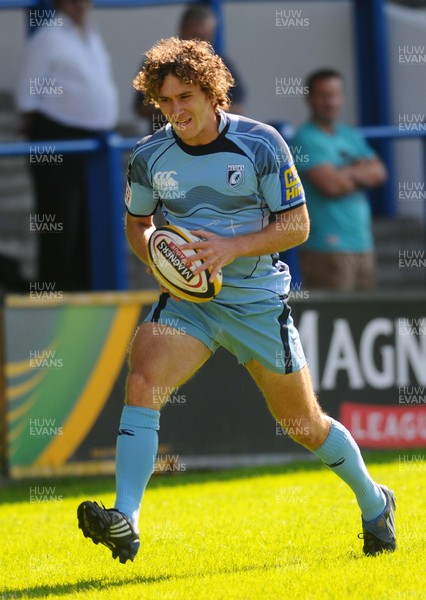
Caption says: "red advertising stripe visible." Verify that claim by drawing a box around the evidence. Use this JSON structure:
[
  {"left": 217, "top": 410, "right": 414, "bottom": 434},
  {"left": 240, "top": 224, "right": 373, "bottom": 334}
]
[{"left": 340, "top": 402, "right": 426, "bottom": 448}]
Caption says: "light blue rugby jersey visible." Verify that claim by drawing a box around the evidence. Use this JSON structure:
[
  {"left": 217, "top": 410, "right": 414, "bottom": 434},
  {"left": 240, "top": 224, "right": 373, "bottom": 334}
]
[{"left": 125, "top": 110, "right": 306, "bottom": 304}]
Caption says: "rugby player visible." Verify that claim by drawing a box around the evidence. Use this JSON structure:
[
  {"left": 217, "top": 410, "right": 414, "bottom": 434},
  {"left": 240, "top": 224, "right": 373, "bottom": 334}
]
[{"left": 77, "top": 37, "right": 396, "bottom": 563}]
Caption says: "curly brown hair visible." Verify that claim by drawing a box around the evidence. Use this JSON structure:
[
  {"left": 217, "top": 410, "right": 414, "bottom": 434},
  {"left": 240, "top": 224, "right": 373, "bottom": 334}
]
[{"left": 133, "top": 37, "right": 234, "bottom": 110}]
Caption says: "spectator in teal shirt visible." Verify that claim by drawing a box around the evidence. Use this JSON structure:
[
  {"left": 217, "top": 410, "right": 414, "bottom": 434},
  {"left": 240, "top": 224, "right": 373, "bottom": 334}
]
[{"left": 292, "top": 69, "right": 387, "bottom": 291}]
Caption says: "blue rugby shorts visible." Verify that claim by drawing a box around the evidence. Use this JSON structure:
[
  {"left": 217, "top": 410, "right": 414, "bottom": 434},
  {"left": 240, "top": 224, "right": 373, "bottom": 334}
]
[{"left": 145, "top": 293, "right": 306, "bottom": 374}]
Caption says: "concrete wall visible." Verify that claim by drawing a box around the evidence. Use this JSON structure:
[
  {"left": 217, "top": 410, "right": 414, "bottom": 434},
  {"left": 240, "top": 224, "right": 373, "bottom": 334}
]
[
  {"left": 82, "top": 1, "right": 358, "bottom": 129},
  {"left": 3, "top": 2, "right": 357, "bottom": 129}
]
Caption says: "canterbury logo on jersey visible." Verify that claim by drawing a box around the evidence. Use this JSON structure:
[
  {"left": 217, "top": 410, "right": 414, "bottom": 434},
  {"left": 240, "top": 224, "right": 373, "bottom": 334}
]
[
  {"left": 280, "top": 164, "right": 304, "bottom": 205},
  {"left": 153, "top": 171, "right": 186, "bottom": 199},
  {"left": 153, "top": 171, "right": 179, "bottom": 190}
]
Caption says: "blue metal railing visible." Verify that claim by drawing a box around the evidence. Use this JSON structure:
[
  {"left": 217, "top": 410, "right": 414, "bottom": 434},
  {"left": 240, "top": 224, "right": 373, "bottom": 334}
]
[
  {"left": 0, "top": 127, "right": 425, "bottom": 290},
  {"left": 0, "top": 135, "right": 137, "bottom": 291},
  {"left": 0, "top": 0, "right": 350, "bottom": 7},
  {"left": 278, "top": 125, "right": 426, "bottom": 285},
  {"left": 1, "top": 139, "right": 101, "bottom": 157},
  {"left": 0, "top": 0, "right": 196, "bottom": 7}
]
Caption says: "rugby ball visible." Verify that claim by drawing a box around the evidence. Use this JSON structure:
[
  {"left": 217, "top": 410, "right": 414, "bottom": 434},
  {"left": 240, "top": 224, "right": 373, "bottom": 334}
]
[{"left": 147, "top": 225, "right": 222, "bottom": 302}]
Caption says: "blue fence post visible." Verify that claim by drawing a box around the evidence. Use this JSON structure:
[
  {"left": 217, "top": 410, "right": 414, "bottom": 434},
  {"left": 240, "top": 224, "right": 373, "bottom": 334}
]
[
  {"left": 85, "top": 133, "right": 128, "bottom": 290},
  {"left": 27, "top": 0, "right": 54, "bottom": 34},
  {"left": 353, "top": 0, "right": 395, "bottom": 216},
  {"left": 210, "top": 0, "right": 224, "bottom": 54},
  {"left": 269, "top": 121, "right": 301, "bottom": 288},
  {"left": 424, "top": 136, "right": 426, "bottom": 262}
]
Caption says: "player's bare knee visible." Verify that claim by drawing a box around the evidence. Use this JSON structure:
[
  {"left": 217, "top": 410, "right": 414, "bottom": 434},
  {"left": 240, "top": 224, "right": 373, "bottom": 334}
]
[
  {"left": 126, "top": 370, "right": 163, "bottom": 408},
  {"left": 285, "top": 414, "right": 330, "bottom": 450}
]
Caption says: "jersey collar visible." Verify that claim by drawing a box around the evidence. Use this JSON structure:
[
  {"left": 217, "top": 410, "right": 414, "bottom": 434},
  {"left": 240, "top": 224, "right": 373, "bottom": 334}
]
[{"left": 171, "top": 110, "right": 230, "bottom": 156}]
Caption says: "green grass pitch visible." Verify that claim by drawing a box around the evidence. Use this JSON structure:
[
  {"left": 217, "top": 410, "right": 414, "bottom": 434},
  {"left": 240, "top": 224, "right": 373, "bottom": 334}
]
[{"left": 1, "top": 451, "right": 425, "bottom": 599}]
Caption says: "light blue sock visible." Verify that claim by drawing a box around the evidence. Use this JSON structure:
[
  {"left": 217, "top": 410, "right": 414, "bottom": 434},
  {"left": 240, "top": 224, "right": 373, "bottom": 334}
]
[
  {"left": 313, "top": 418, "right": 386, "bottom": 521},
  {"left": 114, "top": 405, "right": 160, "bottom": 529}
]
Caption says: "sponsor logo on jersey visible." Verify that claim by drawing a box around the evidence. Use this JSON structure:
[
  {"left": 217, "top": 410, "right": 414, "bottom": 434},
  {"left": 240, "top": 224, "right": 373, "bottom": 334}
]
[
  {"left": 227, "top": 164, "right": 245, "bottom": 190},
  {"left": 125, "top": 180, "right": 132, "bottom": 207},
  {"left": 280, "top": 164, "right": 304, "bottom": 205},
  {"left": 153, "top": 171, "right": 186, "bottom": 199}
]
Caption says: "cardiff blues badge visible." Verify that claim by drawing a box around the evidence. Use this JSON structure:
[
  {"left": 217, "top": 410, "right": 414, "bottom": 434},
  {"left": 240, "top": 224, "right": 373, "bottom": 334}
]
[{"left": 227, "top": 164, "right": 245, "bottom": 190}]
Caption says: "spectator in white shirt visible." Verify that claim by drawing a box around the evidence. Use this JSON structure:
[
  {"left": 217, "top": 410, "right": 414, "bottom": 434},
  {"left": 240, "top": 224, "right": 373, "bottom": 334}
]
[{"left": 15, "top": 0, "right": 118, "bottom": 290}]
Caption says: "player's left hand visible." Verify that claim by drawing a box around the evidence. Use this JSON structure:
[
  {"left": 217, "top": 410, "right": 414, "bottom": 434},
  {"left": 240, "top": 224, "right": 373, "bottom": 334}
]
[{"left": 180, "top": 229, "right": 238, "bottom": 283}]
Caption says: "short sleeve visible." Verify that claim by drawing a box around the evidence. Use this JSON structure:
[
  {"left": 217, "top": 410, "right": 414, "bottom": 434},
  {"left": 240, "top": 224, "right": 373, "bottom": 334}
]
[
  {"left": 290, "top": 130, "right": 328, "bottom": 173},
  {"left": 258, "top": 127, "right": 306, "bottom": 213},
  {"left": 292, "top": 125, "right": 377, "bottom": 174},
  {"left": 125, "top": 146, "right": 158, "bottom": 216},
  {"left": 15, "top": 29, "right": 52, "bottom": 112}
]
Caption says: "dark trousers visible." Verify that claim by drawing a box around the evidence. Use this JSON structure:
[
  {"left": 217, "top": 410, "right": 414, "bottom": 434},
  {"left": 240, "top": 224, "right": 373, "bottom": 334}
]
[{"left": 28, "top": 113, "right": 99, "bottom": 291}]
